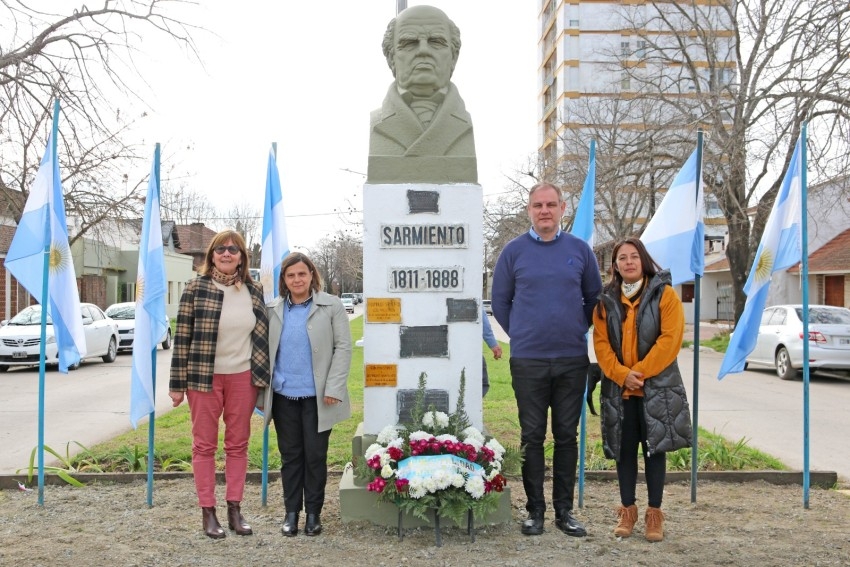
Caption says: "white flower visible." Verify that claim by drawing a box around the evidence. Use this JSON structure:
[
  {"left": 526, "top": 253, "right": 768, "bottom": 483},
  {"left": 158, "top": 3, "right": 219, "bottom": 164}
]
[
  {"left": 380, "top": 464, "right": 394, "bottom": 479},
  {"left": 435, "top": 434, "right": 458, "bottom": 444},
  {"left": 380, "top": 453, "right": 391, "bottom": 467},
  {"left": 422, "top": 412, "right": 435, "bottom": 428},
  {"left": 408, "top": 480, "right": 426, "bottom": 499},
  {"left": 486, "top": 466, "right": 501, "bottom": 481},
  {"left": 387, "top": 437, "right": 404, "bottom": 450},
  {"left": 462, "top": 426, "right": 485, "bottom": 444},
  {"left": 424, "top": 477, "right": 438, "bottom": 494},
  {"left": 485, "top": 438, "right": 506, "bottom": 461},
  {"left": 465, "top": 475, "right": 486, "bottom": 499},
  {"left": 365, "top": 443, "right": 385, "bottom": 461},
  {"left": 377, "top": 425, "right": 402, "bottom": 445},
  {"left": 434, "top": 411, "right": 450, "bottom": 428},
  {"left": 451, "top": 473, "right": 465, "bottom": 488},
  {"left": 488, "top": 460, "right": 502, "bottom": 474}
]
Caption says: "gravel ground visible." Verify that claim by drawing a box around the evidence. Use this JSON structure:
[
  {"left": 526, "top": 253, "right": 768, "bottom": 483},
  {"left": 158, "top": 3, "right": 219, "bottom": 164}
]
[{"left": 2, "top": 475, "right": 849, "bottom": 566}]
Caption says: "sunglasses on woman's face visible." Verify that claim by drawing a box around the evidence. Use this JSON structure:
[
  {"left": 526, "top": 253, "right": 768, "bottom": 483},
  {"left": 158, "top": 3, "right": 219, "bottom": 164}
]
[{"left": 213, "top": 245, "right": 240, "bottom": 255}]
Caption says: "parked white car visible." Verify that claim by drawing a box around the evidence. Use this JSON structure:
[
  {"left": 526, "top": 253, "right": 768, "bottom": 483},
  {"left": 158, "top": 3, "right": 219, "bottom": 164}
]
[
  {"left": 341, "top": 296, "right": 355, "bottom": 314},
  {"left": 745, "top": 304, "right": 850, "bottom": 380},
  {"left": 0, "top": 303, "right": 120, "bottom": 371},
  {"left": 105, "top": 302, "right": 172, "bottom": 352}
]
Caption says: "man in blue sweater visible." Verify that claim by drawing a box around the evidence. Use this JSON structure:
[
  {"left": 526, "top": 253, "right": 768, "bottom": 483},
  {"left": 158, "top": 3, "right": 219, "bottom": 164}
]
[{"left": 492, "top": 182, "right": 602, "bottom": 537}]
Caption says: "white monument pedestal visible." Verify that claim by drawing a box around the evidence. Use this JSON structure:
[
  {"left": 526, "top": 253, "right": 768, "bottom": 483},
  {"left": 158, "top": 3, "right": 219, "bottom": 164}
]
[{"left": 339, "top": 183, "right": 511, "bottom": 527}]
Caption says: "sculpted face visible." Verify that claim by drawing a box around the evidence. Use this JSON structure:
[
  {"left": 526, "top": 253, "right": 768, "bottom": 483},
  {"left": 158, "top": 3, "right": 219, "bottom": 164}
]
[
  {"left": 392, "top": 6, "right": 454, "bottom": 97},
  {"left": 527, "top": 186, "right": 565, "bottom": 241}
]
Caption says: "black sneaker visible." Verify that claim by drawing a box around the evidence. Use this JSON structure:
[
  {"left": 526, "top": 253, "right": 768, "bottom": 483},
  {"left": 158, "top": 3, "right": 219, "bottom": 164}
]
[
  {"left": 521, "top": 511, "right": 544, "bottom": 536},
  {"left": 554, "top": 509, "right": 587, "bottom": 537}
]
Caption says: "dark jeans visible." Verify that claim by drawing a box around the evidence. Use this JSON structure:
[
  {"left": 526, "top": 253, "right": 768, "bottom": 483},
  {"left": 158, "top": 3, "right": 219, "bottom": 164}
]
[
  {"left": 271, "top": 394, "right": 332, "bottom": 514},
  {"left": 510, "top": 356, "right": 588, "bottom": 514},
  {"left": 617, "top": 396, "right": 666, "bottom": 508}
]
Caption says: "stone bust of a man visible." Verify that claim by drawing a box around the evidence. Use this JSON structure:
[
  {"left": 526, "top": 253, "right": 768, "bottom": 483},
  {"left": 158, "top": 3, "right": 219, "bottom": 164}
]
[{"left": 367, "top": 5, "right": 477, "bottom": 184}]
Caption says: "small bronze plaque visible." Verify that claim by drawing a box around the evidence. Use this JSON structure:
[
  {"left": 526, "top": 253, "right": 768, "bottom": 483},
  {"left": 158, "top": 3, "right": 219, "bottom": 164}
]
[
  {"left": 366, "top": 298, "right": 402, "bottom": 323},
  {"left": 399, "top": 325, "right": 449, "bottom": 358},
  {"left": 407, "top": 190, "right": 440, "bottom": 213},
  {"left": 365, "top": 364, "right": 398, "bottom": 387},
  {"left": 396, "top": 389, "right": 450, "bottom": 424},
  {"left": 446, "top": 298, "right": 478, "bottom": 322}
]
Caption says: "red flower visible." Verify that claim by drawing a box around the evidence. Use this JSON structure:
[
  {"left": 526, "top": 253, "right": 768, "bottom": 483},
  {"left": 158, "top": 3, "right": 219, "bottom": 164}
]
[
  {"left": 395, "top": 478, "right": 410, "bottom": 492},
  {"left": 387, "top": 446, "right": 404, "bottom": 461},
  {"left": 367, "top": 477, "right": 387, "bottom": 493}
]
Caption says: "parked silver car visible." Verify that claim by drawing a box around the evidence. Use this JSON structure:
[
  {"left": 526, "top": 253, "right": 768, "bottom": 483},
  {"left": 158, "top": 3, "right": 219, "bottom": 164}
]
[
  {"left": 745, "top": 304, "right": 850, "bottom": 380},
  {"left": 0, "top": 303, "right": 120, "bottom": 371},
  {"left": 105, "top": 302, "right": 172, "bottom": 352}
]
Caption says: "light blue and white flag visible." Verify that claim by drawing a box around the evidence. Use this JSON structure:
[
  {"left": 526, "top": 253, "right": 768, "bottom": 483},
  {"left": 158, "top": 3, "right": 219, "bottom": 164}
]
[
  {"left": 5, "top": 130, "right": 85, "bottom": 373},
  {"left": 571, "top": 139, "right": 596, "bottom": 246},
  {"left": 641, "top": 149, "right": 705, "bottom": 285},
  {"left": 260, "top": 146, "right": 290, "bottom": 303},
  {"left": 130, "top": 149, "right": 168, "bottom": 428},
  {"left": 718, "top": 134, "right": 804, "bottom": 379}
]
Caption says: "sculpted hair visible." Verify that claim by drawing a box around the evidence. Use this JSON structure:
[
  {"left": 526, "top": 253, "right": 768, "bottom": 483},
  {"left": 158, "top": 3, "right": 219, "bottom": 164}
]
[
  {"left": 278, "top": 252, "right": 323, "bottom": 297},
  {"left": 199, "top": 230, "right": 250, "bottom": 283},
  {"left": 381, "top": 11, "right": 461, "bottom": 75}
]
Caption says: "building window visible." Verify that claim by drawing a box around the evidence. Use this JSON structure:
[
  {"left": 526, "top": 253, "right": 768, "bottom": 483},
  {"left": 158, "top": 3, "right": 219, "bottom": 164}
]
[
  {"left": 569, "top": 19, "right": 580, "bottom": 27},
  {"left": 620, "top": 41, "right": 630, "bottom": 57},
  {"left": 636, "top": 40, "right": 647, "bottom": 58},
  {"left": 621, "top": 74, "right": 631, "bottom": 91},
  {"left": 681, "top": 283, "right": 695, "bottom": 303}
]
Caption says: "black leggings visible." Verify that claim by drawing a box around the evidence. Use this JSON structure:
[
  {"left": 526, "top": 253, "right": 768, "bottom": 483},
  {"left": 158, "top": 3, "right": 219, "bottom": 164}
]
[{"left": 616, "top": 396, "right": 666, "bottom": 509}]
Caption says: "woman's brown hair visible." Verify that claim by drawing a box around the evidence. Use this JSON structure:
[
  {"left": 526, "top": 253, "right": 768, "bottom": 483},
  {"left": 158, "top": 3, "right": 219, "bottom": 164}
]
[
  {"left": 278, "top": 252, "right": 323, "bottom": 297},
  {"left": 199, "top": 230, "right": 251, "bottom": 283}
]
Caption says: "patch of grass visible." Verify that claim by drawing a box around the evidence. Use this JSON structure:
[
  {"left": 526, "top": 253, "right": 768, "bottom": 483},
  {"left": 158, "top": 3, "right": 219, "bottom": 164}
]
[{"left": 72, "top": 318, "right": 781, "bottom": 475}]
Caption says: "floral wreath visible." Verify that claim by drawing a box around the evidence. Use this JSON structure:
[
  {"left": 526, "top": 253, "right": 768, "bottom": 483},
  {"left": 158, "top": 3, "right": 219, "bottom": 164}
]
[{"left": 357, "top": 371, "right": 511, "bottom": 526}]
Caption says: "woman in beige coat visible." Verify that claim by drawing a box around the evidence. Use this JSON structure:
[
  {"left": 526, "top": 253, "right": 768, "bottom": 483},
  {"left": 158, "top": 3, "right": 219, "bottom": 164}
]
[{"left": 261, "top": 252, "right": 352, "bottom": 537}]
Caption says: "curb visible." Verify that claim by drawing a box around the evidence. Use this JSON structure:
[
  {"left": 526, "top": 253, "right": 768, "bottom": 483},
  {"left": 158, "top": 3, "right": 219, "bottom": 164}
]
[{"left": 1, "top": 469, "right": 839, "bottom": 491}]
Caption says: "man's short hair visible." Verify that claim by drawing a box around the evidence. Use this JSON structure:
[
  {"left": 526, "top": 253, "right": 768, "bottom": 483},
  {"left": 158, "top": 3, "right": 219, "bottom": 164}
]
[
  {"left": 381, "top": 11, "right": 462, "bottom": 76},
  {"left": 528, "top": 182, "right": 564, "bottom": 204}
]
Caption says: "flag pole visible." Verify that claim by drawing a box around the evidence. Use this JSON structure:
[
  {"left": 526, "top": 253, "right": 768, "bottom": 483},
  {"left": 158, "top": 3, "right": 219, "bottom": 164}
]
[
  {"left": 799, "top": 122, "right": 810, "bottom": 509},
  {"left": 146, "top": 142, "right": 162, "bottom": 508},
  {"left": 691, "top": 129, "right": 704, "bottom": 502},
  {"left": 260, "top": 142, "right": 277, "bottom": 507},
  {"left": 36, "top": 99, "right": 62, "bottom": 506},
  {"left": 574, "top": 138, "right": 595, "bottom": 508}
]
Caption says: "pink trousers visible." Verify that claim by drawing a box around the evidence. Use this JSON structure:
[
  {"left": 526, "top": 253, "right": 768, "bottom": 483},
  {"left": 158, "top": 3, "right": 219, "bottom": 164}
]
[{"left": 187, "top": 370, "right": 257, "bottom": 507}]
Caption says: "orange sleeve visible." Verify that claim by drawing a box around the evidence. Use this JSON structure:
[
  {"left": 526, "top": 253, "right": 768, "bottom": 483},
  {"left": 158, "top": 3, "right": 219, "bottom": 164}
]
[
  {"left": 631, "top": 286, "right": 685, "bottom": 379},
  {"left": 592, "top": 303, "right": 630, "bottom": 387}
]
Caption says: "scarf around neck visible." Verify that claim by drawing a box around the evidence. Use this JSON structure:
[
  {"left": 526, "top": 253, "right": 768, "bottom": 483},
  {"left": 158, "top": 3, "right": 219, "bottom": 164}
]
[{"left": 210, "top": 266, "right": 242, "bottom": 290}]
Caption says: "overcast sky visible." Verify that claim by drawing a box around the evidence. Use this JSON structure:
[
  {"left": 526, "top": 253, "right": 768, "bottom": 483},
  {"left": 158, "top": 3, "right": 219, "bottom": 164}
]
[{"left": 139, "top": 1, "right": 538, "bottom": 249}]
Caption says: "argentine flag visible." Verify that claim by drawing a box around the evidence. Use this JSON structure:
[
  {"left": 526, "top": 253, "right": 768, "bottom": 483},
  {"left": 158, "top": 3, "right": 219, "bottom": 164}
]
[
  {"left": 641, "top": 149, "right": 705, "bottom": 285},
  {"left": 130, "top": 148, "right": 169, "bottom": 427},
  {"left": 6, "top": 129, "right": 85, "bottom": 373},
  {"left": 570, "top": 139, "right": 596, "bottom": 246},
  {"left": 718, "top": 135, "right": 804, "bottom": 379},
  {"left": 260, "top": 146, "right": 290, "bottom": 303}
]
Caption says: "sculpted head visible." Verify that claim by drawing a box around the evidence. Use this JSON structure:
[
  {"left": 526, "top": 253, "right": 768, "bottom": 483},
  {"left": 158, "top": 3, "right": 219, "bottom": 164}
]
[{"left": 381, "top": 5, "right": 461, "bottom": 97}]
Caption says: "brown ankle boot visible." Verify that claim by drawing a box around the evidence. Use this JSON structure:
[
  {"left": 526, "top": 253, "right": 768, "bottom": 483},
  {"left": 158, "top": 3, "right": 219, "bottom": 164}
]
[
  {"left": 644, "top": 506, "right": 664, "bottom": 542},
  {"left": 202, "top": 506, "right": 226, "bottom": 539},
  {"left": 614, "top": 504, "right": 638, "bottom": 538},
  {"left": 227, "top": 501, "right": 253, "bottom": 536}
]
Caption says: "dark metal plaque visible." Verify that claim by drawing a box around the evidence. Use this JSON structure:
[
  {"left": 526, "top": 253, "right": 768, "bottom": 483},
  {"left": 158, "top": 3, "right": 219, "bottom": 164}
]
[
  {"left": 407, "top": 190, "right": 440, "bottom": 213},
  {"left": 396, "top": 389, "right": 450, "bottom": 425},
  {"left": 446, "top": 298, "right": 478, "bottom": 322},
  {"left": 399, "top": 325, "right": 449, "bottom": 358}
]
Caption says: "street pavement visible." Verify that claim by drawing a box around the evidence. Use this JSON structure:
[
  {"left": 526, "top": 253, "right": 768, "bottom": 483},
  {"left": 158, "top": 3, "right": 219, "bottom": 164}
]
[
  {"left": 488, "top": 316, "right": 849, "bottom": 483},
  {"left": 1, "top": 312, "right": 847, "bottom": 484}
]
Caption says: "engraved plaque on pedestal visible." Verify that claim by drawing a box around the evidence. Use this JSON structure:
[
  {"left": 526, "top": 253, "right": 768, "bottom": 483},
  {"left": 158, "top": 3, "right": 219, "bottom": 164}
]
[
  {"left": 366, "top": 298, "right": 402, "bottom": 323},
  {"left": 399, "top": 325, "right": 449, "bottom": 358},
  {"left": 446, "top": 298, "right": 478, "bottom": 322},
  {"left": 396, "top": 389, "right": 450, "bottom": 425},
  {"left": 407, "top": 190, "right": 440, "bottom": 213},
  {"left": 364, "top": 364, "right": 398, "bottom": 387}
]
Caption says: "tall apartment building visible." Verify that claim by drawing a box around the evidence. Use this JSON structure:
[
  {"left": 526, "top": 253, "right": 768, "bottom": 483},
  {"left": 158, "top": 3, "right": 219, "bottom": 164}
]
[{"left": 538, "top": 0, "right": 735, "bottom": 246}]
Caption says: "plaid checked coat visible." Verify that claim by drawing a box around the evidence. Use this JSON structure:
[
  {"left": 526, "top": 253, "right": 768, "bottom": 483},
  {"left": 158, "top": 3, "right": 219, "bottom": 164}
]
[{"left": 169, "top": 276, "right": 271, "bottom": 392}]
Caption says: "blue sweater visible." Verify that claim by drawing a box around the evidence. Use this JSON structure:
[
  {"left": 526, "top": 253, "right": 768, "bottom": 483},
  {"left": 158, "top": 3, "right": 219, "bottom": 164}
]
[{"left": 492, "top": 231, "right": 602, "bottom": 358}]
